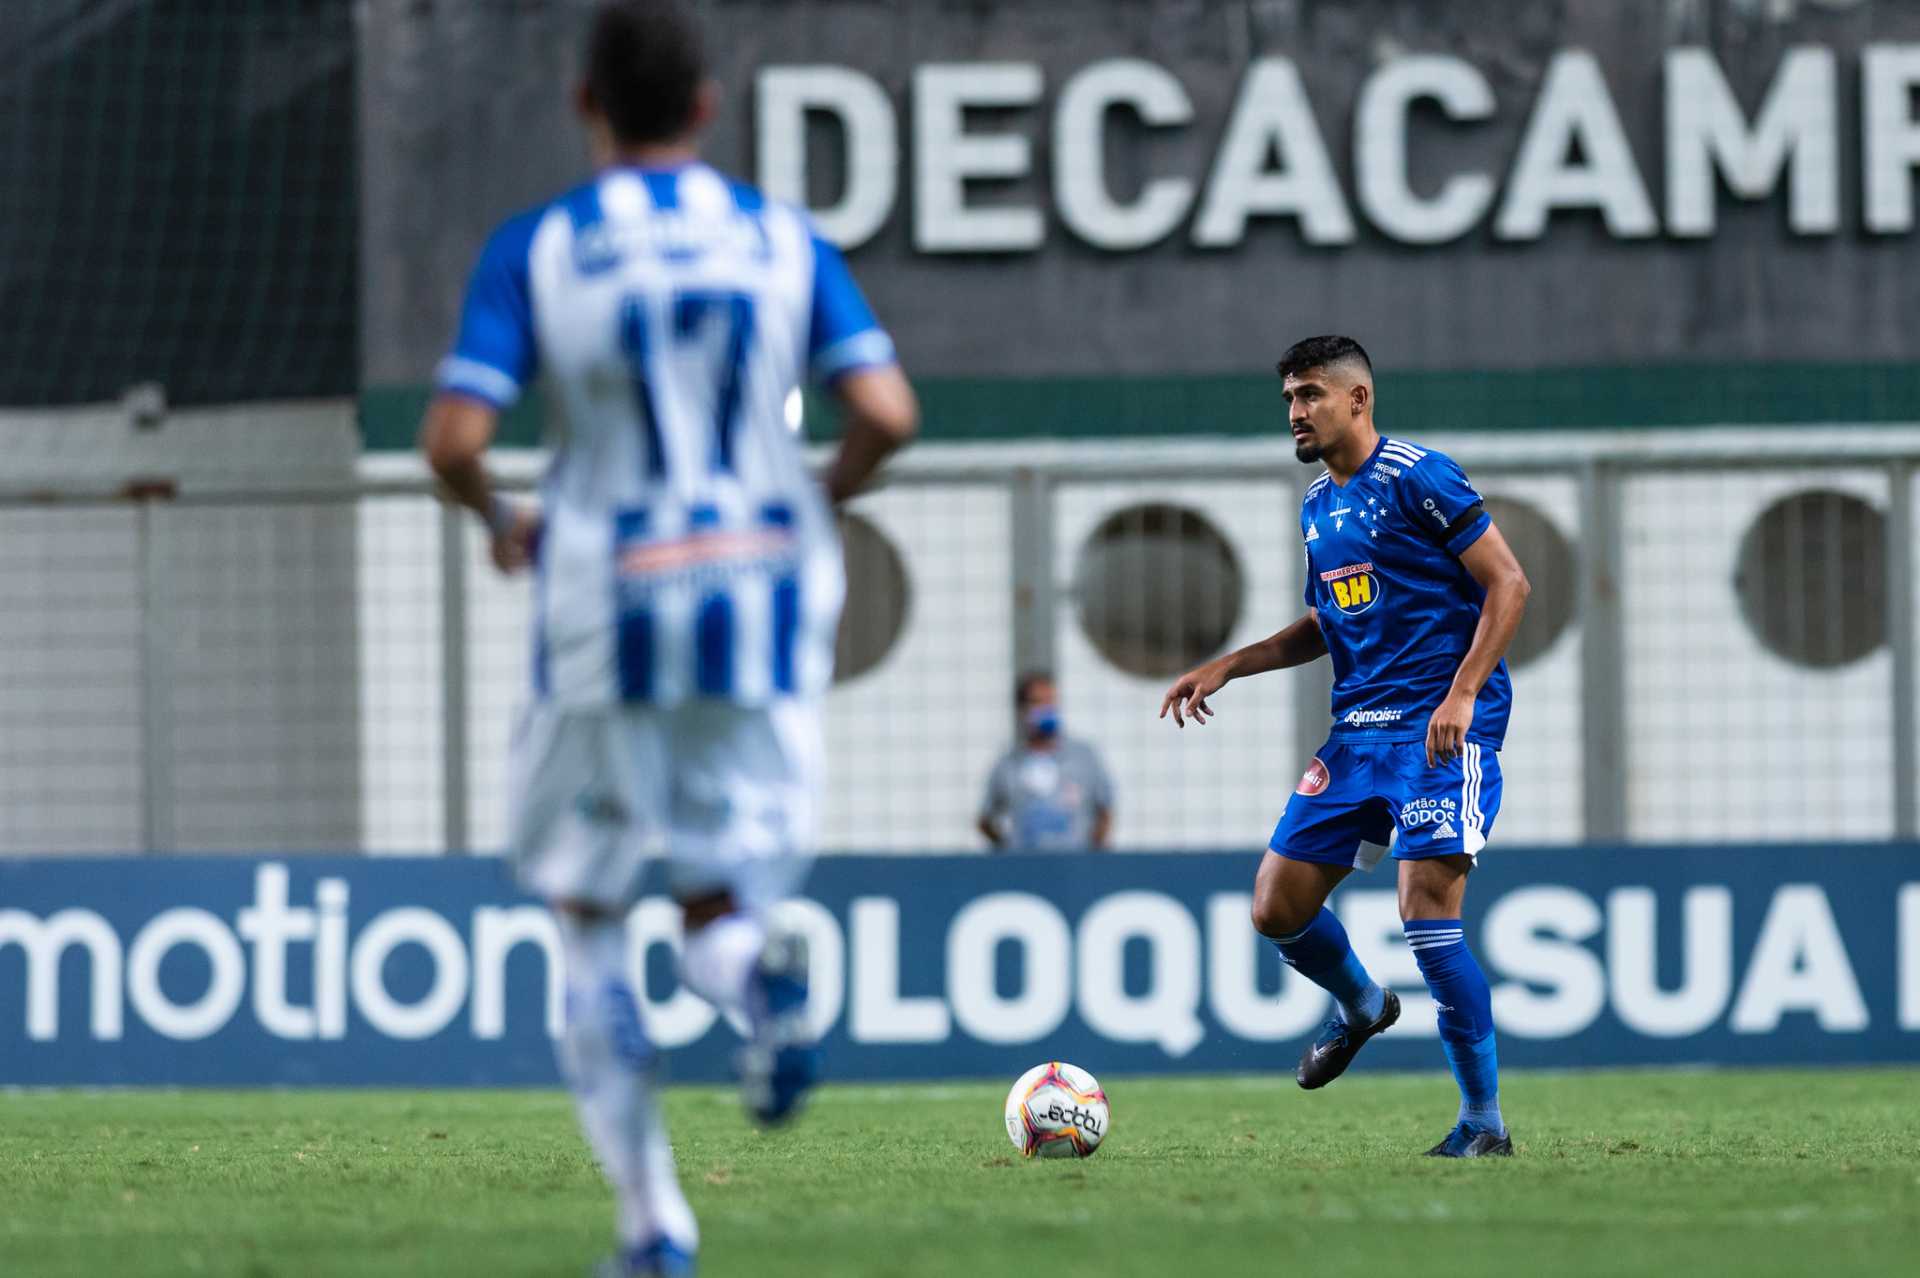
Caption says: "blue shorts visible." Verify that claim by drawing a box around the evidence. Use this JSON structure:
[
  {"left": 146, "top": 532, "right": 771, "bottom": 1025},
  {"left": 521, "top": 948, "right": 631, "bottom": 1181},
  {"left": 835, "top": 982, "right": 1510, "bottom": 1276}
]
[{"left": 1268, "top": 739, "right": 1502, "bottom": 871}]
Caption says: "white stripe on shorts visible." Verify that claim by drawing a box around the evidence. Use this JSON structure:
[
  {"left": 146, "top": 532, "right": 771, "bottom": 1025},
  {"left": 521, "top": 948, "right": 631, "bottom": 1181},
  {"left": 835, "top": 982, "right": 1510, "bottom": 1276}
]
[{"left": 1462, "top": 742, "right": 1487, "bottom": 858}]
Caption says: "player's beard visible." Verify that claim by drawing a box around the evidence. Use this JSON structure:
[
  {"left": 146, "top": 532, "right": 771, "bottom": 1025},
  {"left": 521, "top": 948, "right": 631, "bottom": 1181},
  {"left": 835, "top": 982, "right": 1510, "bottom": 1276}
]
[{"left": 1294, "top": 439, "right": 1322, "bottom": 463}]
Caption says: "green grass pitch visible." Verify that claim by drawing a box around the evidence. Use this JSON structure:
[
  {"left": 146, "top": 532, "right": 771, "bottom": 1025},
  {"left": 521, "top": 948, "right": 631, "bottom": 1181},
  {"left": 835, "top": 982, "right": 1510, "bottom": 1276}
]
[{"left": 5, "top": 1068, "right": 1917, "bottom": 1277}]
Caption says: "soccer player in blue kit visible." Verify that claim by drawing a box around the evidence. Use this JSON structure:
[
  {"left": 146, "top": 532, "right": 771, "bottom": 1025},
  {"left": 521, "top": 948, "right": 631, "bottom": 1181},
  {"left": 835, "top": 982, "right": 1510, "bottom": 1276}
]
[{"left": 1160, "top": 336, "right": 1531, "bottom": 1157}]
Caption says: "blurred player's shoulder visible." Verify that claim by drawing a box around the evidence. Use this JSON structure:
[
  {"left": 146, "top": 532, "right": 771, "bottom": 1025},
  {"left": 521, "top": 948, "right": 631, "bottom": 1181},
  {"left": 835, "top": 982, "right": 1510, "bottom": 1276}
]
[
  {"left": 697, "top": 166, "right": 816, "bottom": 227},
  {"left": 719, "top": 174, "right": 851, "bottom": 264}
]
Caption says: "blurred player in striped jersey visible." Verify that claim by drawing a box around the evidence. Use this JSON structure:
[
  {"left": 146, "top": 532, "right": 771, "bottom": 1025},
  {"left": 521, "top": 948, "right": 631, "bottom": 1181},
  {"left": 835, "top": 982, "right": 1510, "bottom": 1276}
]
[
  {"left": 421, "top": 3, "right": 917, "bottom": 1271},
  {"left": 1161, "top": 336, "right": 1529, "bottom": 1158}
]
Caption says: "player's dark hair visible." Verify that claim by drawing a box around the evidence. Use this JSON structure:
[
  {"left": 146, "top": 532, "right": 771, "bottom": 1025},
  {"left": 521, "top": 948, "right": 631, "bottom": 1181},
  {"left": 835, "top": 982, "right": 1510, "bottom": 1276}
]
[
  {"left": 1275, "top": 335, "right": 1373, "bottom": 382},
  {"left": 1015, "top": 671, "right": 1055, "bottom": 707},
  {"left": 583, "top": 0, "right": 707, "bottom": 146}
]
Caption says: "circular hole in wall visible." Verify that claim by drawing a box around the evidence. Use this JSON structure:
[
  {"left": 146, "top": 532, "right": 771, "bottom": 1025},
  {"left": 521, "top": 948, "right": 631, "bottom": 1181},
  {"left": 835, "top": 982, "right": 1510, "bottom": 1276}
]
[
  {"left": 1734, "top": 489, "right": 1885, "bottom": 668},
  {"left": 1073, "top": 503, "right": 1244, "bottom": 678}
]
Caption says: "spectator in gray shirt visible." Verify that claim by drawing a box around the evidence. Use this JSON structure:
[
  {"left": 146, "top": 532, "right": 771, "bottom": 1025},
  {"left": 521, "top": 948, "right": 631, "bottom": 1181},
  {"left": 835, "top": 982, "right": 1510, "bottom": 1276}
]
[{"left": 977, "top": 672, "right": 1114, "bottom": 852}]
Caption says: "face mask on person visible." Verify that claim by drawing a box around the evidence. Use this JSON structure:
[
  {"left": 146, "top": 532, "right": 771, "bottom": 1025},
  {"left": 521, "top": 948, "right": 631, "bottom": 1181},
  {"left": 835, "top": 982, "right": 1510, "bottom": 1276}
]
[{"left": 1024, "top": 704, "right": 1061, "bottom": 742}]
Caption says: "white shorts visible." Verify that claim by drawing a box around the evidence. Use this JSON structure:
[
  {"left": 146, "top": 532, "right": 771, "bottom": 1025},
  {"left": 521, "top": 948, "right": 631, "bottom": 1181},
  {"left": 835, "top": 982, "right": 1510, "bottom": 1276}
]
[{"left": 506, "top": 698, "right": 823, "bottom": 910}]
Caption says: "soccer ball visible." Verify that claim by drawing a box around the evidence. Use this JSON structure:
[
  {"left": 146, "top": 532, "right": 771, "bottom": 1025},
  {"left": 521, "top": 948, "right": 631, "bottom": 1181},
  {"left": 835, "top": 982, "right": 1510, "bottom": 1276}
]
[{"left": 1003, "top": 1061, "right": 1110, "bottom": 1159}]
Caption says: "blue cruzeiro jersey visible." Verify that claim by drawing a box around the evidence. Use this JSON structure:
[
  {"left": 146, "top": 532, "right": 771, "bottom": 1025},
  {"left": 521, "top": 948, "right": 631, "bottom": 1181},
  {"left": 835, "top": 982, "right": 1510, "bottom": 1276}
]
[{"left": 1300, "top": 435, "right": 1511, "bottom": 749}]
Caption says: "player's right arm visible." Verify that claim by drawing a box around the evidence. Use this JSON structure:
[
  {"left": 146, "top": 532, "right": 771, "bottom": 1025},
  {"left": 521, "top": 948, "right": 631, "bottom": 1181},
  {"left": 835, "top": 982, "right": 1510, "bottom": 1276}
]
[
  {"left": 422, "top": 211, "right": 543, "bottom": 574},
  {"left": 422, "top": 396, "right": 540, "bottom": 574},
  {"left": 802, "top": 231, "right": 919, "bottom": 503},
  {"left": 1158, "top": 611, "right": 1326, "bottom": 728}
]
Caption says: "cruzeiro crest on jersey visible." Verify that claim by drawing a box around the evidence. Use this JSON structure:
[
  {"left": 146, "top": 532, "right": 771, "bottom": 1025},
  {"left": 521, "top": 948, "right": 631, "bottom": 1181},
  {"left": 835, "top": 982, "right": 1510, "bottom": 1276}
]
[{"left": 1320, "top": 561, "right": 1381, "bottom": 615}]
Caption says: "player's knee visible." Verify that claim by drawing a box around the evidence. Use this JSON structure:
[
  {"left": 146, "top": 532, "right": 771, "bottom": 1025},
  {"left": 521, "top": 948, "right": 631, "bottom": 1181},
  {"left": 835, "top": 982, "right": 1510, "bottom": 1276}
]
[
  {"left": 1250, "top": 892, "right": 1313, "bottom": 940},
  {"left": 1398, "top": 854, "right": 1471, "bottom": 922},
  {"left": 679, "top": 890, "right": 736, "bottom": 931},
  {"left": 1399, "top": 882, "right": 1445, "bottom": 921},
  {"left": 551, "top": 897, "right": 619, "bottom": 924}
]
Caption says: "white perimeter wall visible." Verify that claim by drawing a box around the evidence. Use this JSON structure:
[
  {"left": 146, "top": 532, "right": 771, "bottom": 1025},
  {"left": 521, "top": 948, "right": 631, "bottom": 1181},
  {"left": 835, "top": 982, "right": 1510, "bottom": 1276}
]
[
  {"left": 358, "top": 428, "right": 1920, "bottom": 856},
  {"left": 0, "top": 411, "right": 1910, "bottom": 856}
]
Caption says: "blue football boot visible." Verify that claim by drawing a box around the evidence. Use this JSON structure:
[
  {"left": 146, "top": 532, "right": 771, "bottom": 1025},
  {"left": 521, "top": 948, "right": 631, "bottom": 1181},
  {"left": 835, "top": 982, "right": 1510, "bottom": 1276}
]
[
  {"left": 592, "top": 1235, "right": 696, "bottom": 1277},
  {"left": 1424, "top": 1122, "right": 1514, "bottom": 1158},
  {"left": 739, "top": 927, "right": 820, "bottom": 1126}
]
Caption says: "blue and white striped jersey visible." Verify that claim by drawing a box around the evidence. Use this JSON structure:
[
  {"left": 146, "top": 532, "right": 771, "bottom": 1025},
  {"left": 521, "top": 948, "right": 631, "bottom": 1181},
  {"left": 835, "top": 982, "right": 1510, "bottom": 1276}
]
[
  {"left": 437, "top": 163, "right": 897, "bottom": 708},
  {"left": 1300, "top": 436, "right": 1512, "bottom": 748}
]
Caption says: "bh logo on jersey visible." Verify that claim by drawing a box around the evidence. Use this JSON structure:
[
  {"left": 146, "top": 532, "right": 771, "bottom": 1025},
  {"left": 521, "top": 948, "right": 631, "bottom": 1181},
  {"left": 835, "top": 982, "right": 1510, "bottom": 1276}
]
[{"left": 1320, "top": 562, "right": 1381, "bottom": 615}]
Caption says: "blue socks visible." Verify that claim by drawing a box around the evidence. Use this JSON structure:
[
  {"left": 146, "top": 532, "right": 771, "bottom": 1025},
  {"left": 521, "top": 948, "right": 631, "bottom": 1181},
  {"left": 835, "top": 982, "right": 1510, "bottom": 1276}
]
[
  {"left": 1405, "top": 919, "right": 1503, "bottom": 1135},
  {"left": 1270, "top": 908, "right": 1505, "bottom": 1135},
  {"left": 1272, "top": 907, "right": 1386, "bottom": 1027}
]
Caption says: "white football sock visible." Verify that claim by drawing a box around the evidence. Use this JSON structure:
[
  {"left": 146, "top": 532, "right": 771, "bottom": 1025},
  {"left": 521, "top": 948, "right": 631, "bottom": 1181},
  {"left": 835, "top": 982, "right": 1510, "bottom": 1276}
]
[
  {"left": 678, "top": 911, "right": 765, "bottom": 1019},
  {"left": 557, "top": 913, "right": 698, "bottom": 1252}
]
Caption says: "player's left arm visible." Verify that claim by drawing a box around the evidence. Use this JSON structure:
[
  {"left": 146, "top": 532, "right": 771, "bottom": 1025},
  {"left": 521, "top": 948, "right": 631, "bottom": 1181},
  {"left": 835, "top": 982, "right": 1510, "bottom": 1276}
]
[
  {"left": 1427, "top": 522, "right": 1531, "bottom": 766},
  {"left": 805, "top": 230, "right": 919, "bottom": 503}
]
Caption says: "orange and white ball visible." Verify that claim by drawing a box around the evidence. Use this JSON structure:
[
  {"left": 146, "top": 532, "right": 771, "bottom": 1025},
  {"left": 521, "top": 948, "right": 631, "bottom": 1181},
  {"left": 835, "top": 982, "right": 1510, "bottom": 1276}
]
[{"left": 1003, "top": 1061, "right": 1110, "bottom": 1159}]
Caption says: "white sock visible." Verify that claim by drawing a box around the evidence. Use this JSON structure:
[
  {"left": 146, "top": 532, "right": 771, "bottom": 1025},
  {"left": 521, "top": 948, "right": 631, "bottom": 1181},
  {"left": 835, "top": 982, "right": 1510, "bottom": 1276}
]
[
  {"left": 557, "top": 914, "right": 698, "bottom": 1252},
  {"left": 679, "top": 911, "right": 765, "bottom": 1019}
]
